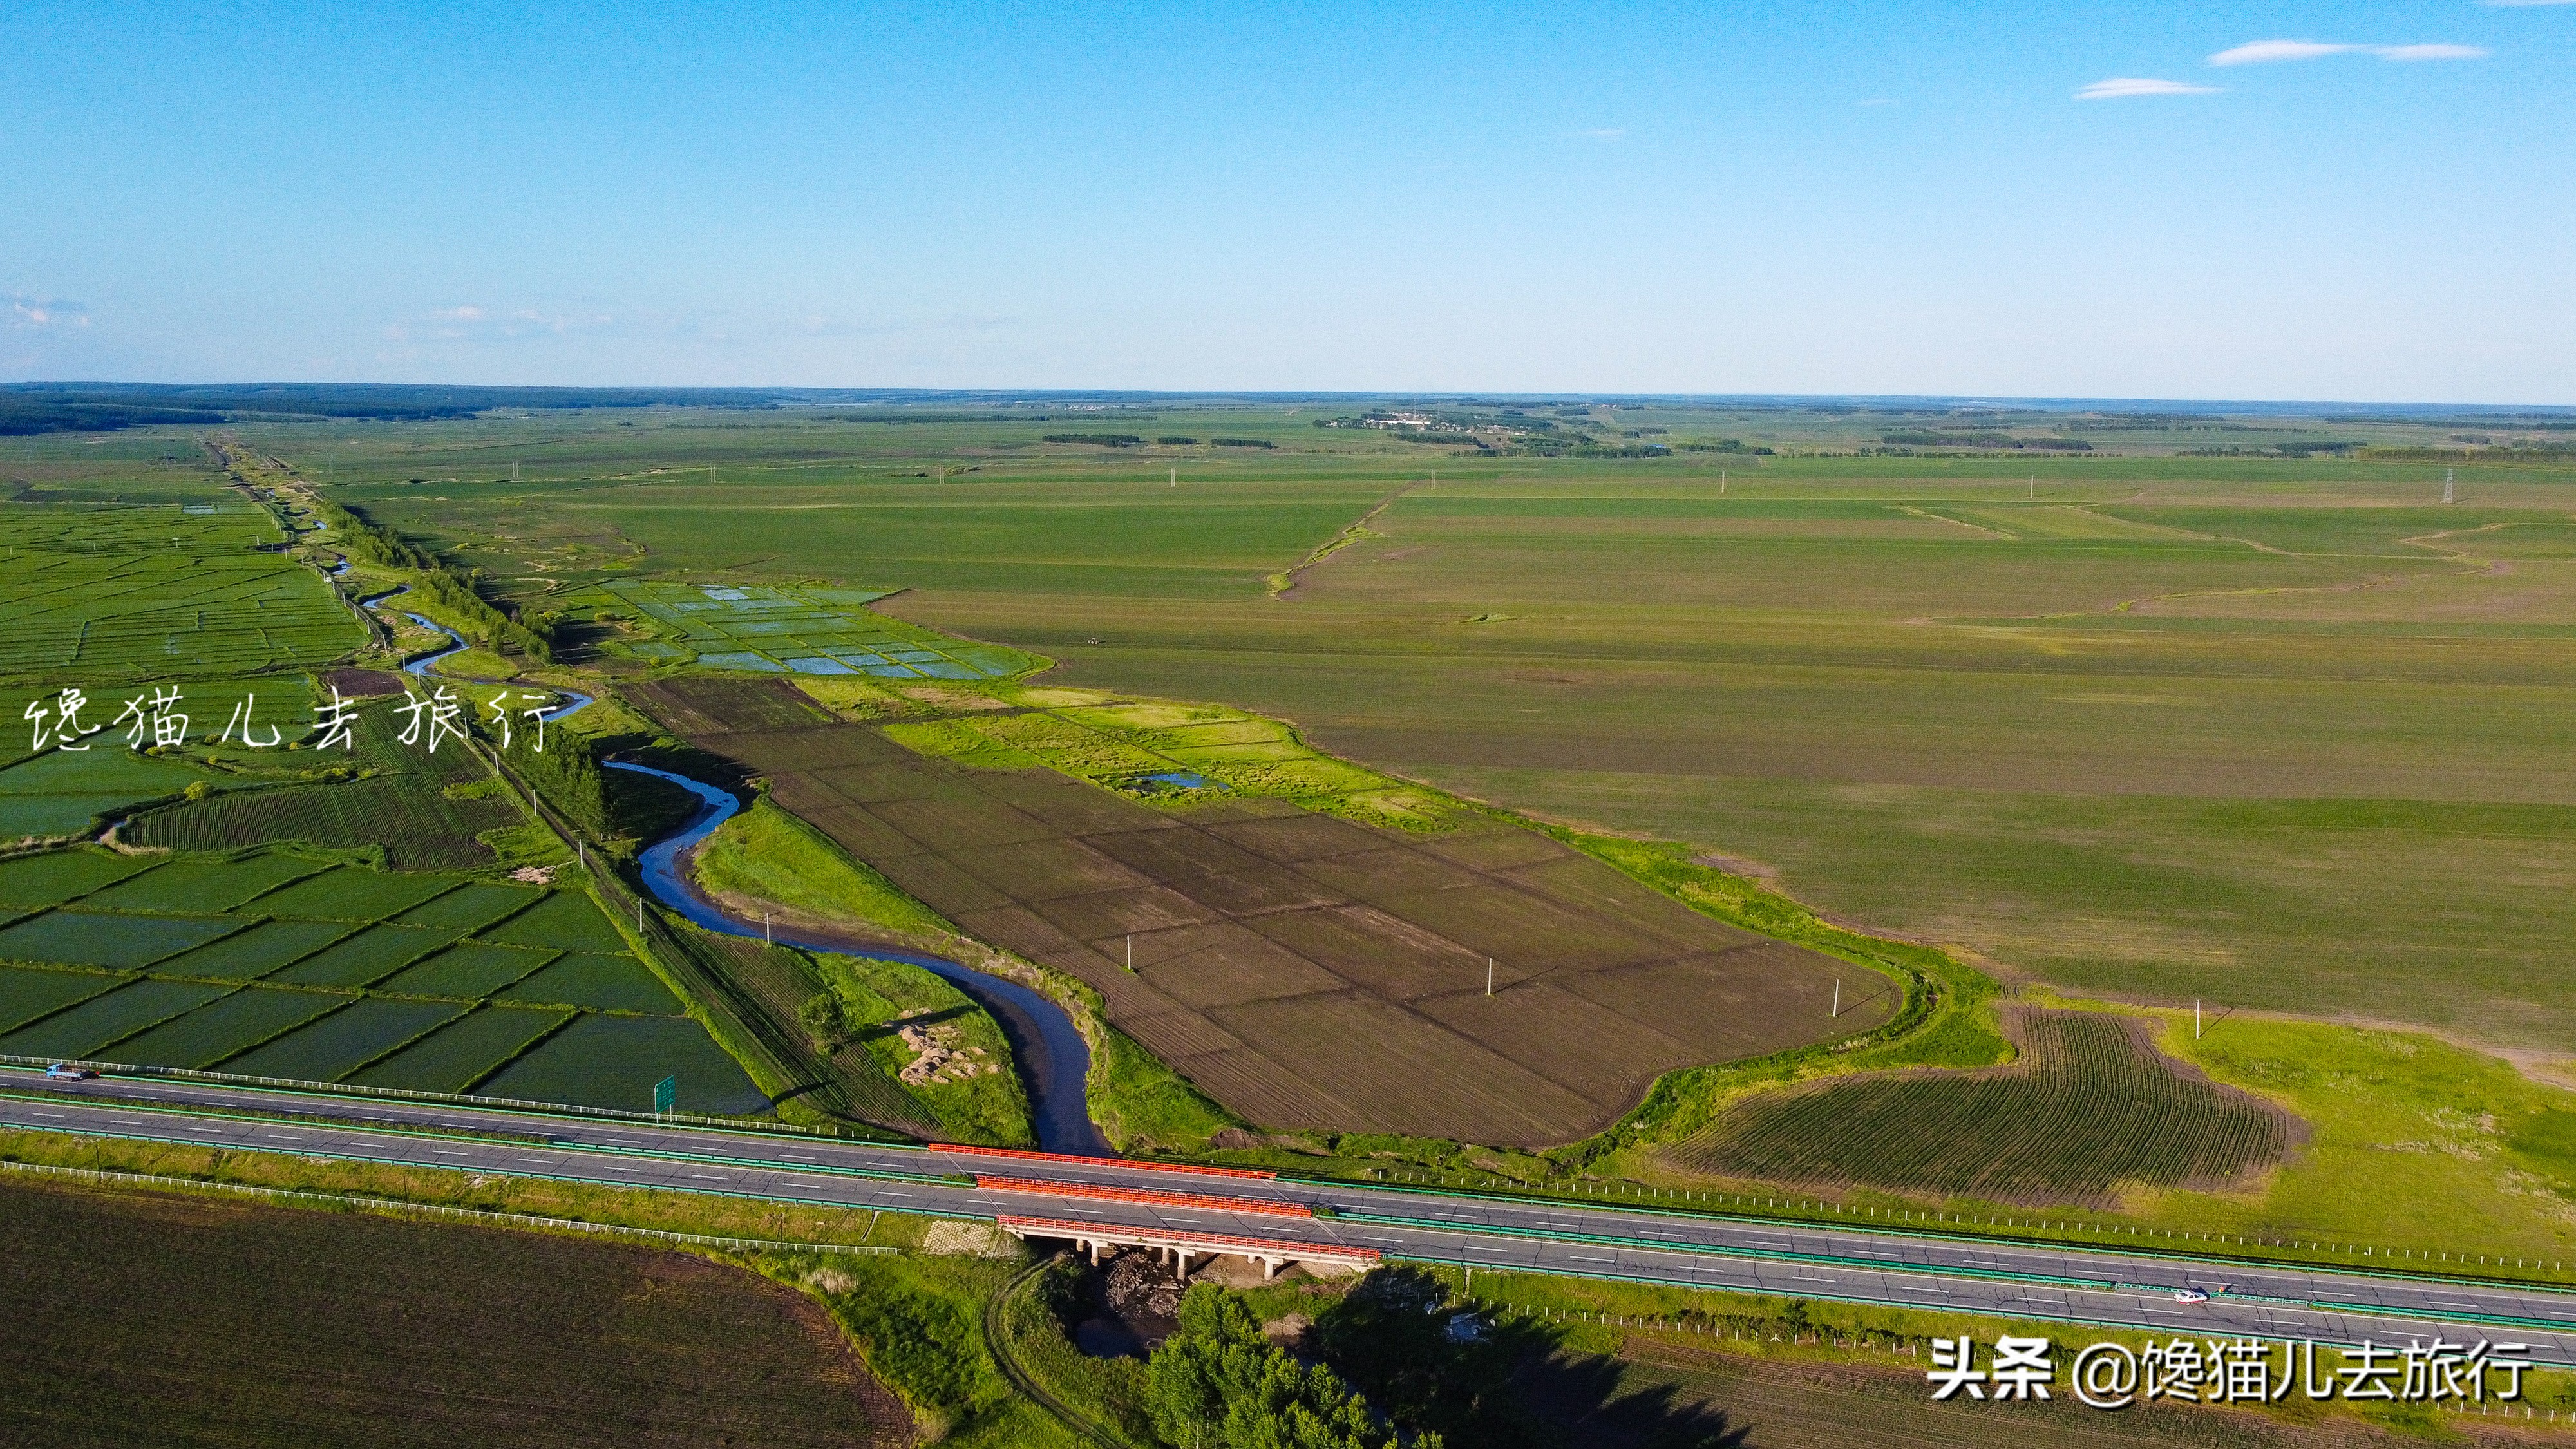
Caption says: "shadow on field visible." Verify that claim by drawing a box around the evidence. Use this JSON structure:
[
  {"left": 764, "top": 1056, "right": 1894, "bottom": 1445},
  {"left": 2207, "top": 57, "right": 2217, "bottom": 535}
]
[{"left": 1512, "top": 1346, "right": 1748, "bottom": 1448}]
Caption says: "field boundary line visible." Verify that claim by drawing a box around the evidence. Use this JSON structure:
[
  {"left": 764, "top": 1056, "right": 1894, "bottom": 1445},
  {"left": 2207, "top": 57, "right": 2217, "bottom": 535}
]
[{"left": 0, "top": 1156, "right": 900, "bottom": 1256}]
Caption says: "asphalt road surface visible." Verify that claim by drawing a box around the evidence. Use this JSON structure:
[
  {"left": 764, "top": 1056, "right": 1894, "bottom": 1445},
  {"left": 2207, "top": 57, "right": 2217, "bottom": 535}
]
[{"left": 8, "top": 1064, "right": 2573, "bottom": 1367}]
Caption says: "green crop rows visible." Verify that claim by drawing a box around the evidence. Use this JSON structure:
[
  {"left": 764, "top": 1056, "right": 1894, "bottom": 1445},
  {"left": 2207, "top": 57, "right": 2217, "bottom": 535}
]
[
  {"left": 346, "top": 1004, "right": 571, "bottom": 1093},
  {"left": 477, "top": 1013, "right": 769, "bottom": 1115},
  {"left": 0, "top": 502, "right": 365, "bottom": 683},
  {"left": 0, "top": 847, "right": 762, "bottom": 1111},
  {"left": 1673, "top": 1010, "right": 2290, "bottom": 1204},
  {"left": 126, "top": 706, "right": 526, "bottom": 871}
]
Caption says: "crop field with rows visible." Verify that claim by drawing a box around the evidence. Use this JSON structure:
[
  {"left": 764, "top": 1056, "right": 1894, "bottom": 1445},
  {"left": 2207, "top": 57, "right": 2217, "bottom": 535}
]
[
  {"left": 0, "top": 1180, "right": 911, "bottom": 1448},
  {"left": 0, "top": 847, "right": 763, "bottom": 1113},
  {"left": 0, "top": 500, "right": 364, "bottom": 683},
  {"left": 125, "top": 704, "right": 526, "bottom": 870},
  {"left": 1671, "top": 1009, "right": 2291, "bottom": 1204}
]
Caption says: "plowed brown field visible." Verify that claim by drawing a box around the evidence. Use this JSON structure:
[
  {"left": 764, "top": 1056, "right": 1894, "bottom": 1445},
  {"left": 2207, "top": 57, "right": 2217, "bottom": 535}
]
[{"left": 632, "top": 676, "right": 1888, "bottom": 1146}]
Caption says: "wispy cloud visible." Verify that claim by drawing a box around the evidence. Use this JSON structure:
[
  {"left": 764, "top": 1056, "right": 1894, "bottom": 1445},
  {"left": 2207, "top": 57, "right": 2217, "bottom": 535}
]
[
  {"left": 8, "top": 294, "right": 90, "bottom": 330},
  {"left": 1566, "top": 128, "right": 1624, "bottom": 140},
  {"left": 2483, "top": 0, "right": 2573, "bottom": 7},
  {"left": 2210, "top": 38, "right": 2488, "bottom": 65},
  {"left": 2373, "top": 44, "right": 2488, "bottom": 61},
  {"left": 384, "top": 304, "right": 611, "bottom": 344},
  {"left": 1857, "top": 97, "right": 1897, "bottom": 107},
  {"left": 2077, "top": 77, "right": 2219, "bottom": 100},
  {"left": 797, "top": 313, "right": 1015, "bottom": 338}
]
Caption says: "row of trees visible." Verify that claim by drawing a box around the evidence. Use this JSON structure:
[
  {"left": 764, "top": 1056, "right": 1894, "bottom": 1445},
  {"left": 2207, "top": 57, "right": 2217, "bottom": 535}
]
[{"left": 310, "top": 494, "right": 555, "bottom": 662}]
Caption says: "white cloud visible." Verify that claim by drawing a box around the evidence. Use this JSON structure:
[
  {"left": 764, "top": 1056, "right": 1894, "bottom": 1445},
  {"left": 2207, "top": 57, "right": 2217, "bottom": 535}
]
[
  {"left": 2484, "top": 0, "right": 2574, "bottom": 7},
  {"left": 2210, "top": 38, "right": 2488, "bottom": 66},
  {"left": 8, "top": 295, "right": 90, "bottom": 330},
  {"left": 1857, "top": 97, "right": 1897, "bottom": 107},
  {"left": 1566, "top": 128, "right": 1624, "bottom": 139},
  {"left": 2374, "top": 44, "right": 2488, "bottom": 61},
  {"left": 2077, "top": 77, "right": 2220, "bottom": 100},
  {"left": 2211, "top": 40, "right": 2362, "bottom": 65}
]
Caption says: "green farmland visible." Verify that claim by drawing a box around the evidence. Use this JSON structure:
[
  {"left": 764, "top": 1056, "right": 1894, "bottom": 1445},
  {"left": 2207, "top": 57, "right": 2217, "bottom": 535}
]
[
  {"left": 1670, "top": 1009, "right": 2291, "bottom": 1205},
  {"left": 0, "top": 848, "right": 765, "bottom": 1114},
  {"left": 0, "top": 497, "right": 364, "bottom": 683},
  {"left": 296, "top": 415, "right": 2576, "bottom": 1054}
]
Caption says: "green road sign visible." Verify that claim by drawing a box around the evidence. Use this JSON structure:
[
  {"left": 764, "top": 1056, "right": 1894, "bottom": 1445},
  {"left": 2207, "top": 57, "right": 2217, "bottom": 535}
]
[{"left": 654, "top": 1075, "right": 676, "bottom": 1115}]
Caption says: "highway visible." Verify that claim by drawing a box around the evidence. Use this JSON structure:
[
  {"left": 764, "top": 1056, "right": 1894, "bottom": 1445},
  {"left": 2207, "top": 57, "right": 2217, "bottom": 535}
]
[{"left": 9, "top": 1063, "right": 2576, "bottom": 1367}]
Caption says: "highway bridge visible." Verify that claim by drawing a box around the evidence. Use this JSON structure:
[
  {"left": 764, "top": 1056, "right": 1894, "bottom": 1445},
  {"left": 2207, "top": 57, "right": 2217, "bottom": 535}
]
[{"left": 6, "top": 1063, "right": 2573, "bottom": 1367}]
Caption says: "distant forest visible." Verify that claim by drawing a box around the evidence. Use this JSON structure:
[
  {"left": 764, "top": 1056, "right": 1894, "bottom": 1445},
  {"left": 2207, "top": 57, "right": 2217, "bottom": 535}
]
[{"left": 0, "top": 383, "right": 786, "bottom": 435}]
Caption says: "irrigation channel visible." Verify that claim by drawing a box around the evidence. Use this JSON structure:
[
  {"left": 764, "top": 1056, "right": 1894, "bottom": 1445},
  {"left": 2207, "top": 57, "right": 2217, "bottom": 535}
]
[{"left": 358, "top": 588, "right": 1104, "bottom": 1149}]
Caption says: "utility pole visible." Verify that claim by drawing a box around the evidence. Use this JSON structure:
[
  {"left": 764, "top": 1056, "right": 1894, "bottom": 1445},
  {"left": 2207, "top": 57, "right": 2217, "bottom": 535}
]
[
  {"left": 1126, "top": 934, "right": 1133, "bottom": 972},
  {"left": 1486, "top": 958, "right": 1494, "bottom": 996},
  {"left": 765, "top": 911, "right": 772, "bottom": 945},
  {"left": 1720, "top": 469, "right": 1727, "bottom": 494},
  {"left": 2195, "top": 999, "right": 2202, "bottom": 1039},
  {"left": 1832, "top": 979, "right": 1840, "bottom": 1018}
]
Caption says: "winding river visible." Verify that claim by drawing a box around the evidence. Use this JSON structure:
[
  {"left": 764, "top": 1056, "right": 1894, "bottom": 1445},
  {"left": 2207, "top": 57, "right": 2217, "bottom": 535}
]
[
  {"left": 361, "top": 588, "right": 1103, "bottom": 1149},
  {"left": 603, "top": 761, "right": 1106, "bottom": 1153}
]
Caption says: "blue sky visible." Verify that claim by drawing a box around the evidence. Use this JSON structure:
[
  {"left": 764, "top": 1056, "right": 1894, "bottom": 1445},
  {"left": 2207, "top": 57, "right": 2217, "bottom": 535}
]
[{"left": 4, "top": 2, "right": 2569, "bottom": 400}]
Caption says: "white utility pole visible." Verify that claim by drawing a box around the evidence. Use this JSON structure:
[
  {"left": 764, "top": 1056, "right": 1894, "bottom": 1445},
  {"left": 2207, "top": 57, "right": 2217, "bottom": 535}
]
[
  {"left": 1126, "top": 934, "right": 1133, "bottom": 971},
  {"left": 2195, "top": 999, "right": 2203, "bottom": 1039},
  {"left": 765, "top": 911, "right": 772, "bottom": 945},
  {"left": 1486, "top": 958, "right": 1494, "bottom": 996},
  {"left": 1832, "top": 980, "right": 1840, "bottom": 1018}
]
